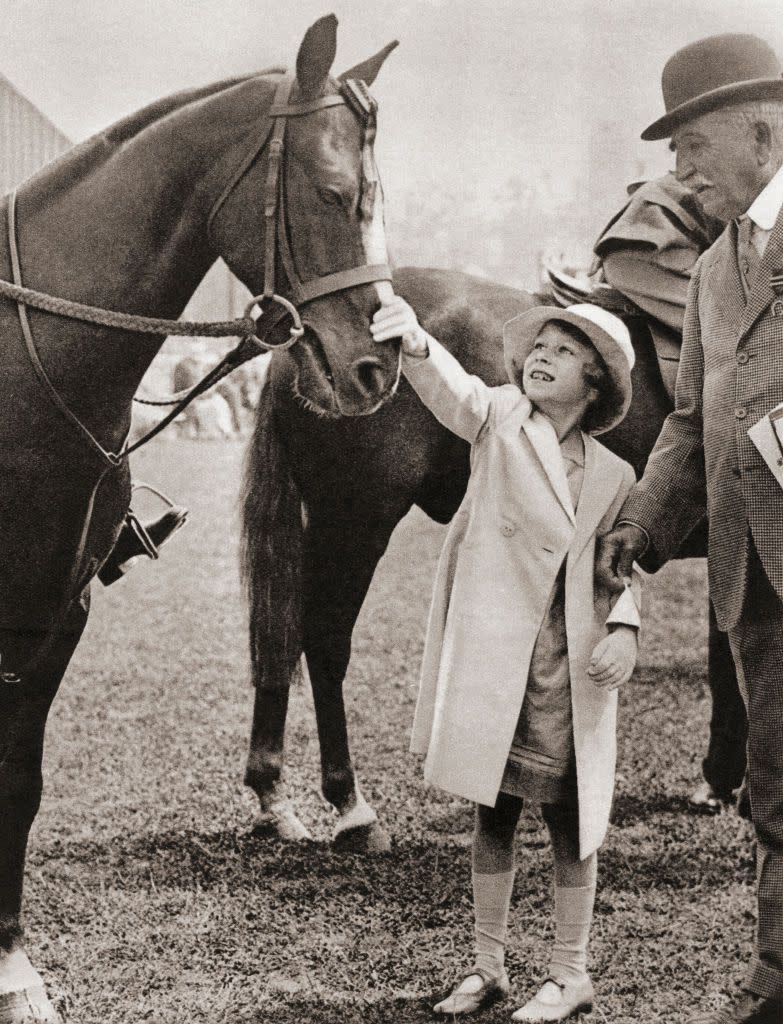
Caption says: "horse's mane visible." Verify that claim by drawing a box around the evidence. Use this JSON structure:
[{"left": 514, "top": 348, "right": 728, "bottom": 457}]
[{"left": 20, "top": 65, "right": 287, "bottom": 195}]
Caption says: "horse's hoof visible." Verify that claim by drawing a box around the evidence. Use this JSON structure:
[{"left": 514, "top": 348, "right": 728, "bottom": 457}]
[
  {"left": 0, "top": 987, "right": 61, "bottom": 1024},
  {"left": 254, "top": 799, "right": 313, "bottom": 842},
  {"left": 332, "top": 820, "right": 392, "bottom": 854}
]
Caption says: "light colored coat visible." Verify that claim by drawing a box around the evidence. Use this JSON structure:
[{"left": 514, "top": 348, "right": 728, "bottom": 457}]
[{"left": 404, "top": 338, "right": 640, "bottom": 858}]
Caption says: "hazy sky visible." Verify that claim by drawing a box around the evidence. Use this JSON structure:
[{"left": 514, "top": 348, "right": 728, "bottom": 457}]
[{"left": 3, "top": 0, "right": 783, "bottom": 202}]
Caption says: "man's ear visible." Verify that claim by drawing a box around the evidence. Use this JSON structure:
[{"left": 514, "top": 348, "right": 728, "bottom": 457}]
[{"left": 753, "top": 119, "right": 774, "bottom": 164}]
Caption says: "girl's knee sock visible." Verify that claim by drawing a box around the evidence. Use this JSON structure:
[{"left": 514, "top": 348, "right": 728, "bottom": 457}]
[
  {"left": 549, "top": 878, "right": 596, "bottom": 983},
  {"left": 472, "top": 868, "right": 515, "bottom": 977}
]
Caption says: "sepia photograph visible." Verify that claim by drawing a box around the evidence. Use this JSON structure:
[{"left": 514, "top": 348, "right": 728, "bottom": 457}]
[{"left": 0, "top": 1, "right": 782, "bottom": 1021}]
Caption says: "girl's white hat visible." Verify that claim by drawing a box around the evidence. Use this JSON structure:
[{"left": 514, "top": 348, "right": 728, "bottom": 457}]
[{"left": 502, "top": 303, "right": 635, "bottom": 435}]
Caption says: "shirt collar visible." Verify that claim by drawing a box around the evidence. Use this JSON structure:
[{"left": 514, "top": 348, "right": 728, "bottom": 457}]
[
  {"left": 560, "top": 427, "right": 585, "bottom": 467},
  {"left": 745, "top": 162, "right": 783, "bottom": 232}
]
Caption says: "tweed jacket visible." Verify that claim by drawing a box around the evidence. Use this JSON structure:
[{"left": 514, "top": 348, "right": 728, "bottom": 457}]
[
  {"left": 621, "top": 208, "right": 783, "bottom": 630},
  {"left": 404, "top": 338, "right": 640, "bottom": 858}
]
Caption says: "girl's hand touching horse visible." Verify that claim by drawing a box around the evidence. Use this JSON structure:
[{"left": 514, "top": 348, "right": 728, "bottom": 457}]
[{"left": 371, "top": 296, "right": 429, "bottom": 356}]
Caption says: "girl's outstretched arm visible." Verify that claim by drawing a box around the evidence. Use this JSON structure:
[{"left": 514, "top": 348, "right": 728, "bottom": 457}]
[{"left": 372, "top": 296, "right": 511, "bottom": 443}]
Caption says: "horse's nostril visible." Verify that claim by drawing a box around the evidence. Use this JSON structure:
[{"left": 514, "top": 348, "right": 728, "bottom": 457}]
[{"left": 354, "top": 356, "right": 387, "bottom": 396}]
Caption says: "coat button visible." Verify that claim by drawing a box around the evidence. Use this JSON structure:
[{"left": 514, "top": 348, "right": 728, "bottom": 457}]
[
  {"left": 773, "top": 299, "right": 783, "bottom": 317},
  {"left": 737, "top": 351, "right": 749, "bottom": 365},
  {"left": 501, "top": 523, "right": 515, "bottom": 537},
  {"left": 735, "top": 406, "right": 748, "bottom": 419}
]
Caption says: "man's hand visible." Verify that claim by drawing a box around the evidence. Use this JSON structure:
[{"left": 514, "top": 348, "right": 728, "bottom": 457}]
[
  {"left": 595, "top": 523, "right": 647, "bottom": 594},
  {"left": 370, "top": 296, "right": 428, "bottom": 356},
  {"left": 588, "top": 626, "right": 638, "bottom": 691}
]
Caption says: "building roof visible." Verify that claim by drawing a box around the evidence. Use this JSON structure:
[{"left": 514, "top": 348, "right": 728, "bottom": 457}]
[{"left": 0, "top": 69, "right": 71, "bottom": 145}]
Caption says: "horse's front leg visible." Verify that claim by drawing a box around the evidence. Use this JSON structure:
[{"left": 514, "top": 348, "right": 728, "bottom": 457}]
[
  {"left": 302, "top": 513, "right": 401, "bottom": 853},
  {"left": 0, "top": 605, "right": 88, "bottom": 1024}
]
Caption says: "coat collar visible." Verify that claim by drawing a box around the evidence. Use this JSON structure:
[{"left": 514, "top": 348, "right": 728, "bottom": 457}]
[
  {"left": 739, "top": 200, "right": 783, "bottom": 340},
  {"left": 710, "top": 220, "right": 748, "bottom": 332},
  {"left": 569, "top": 436, "right": 625, "bottom": 562},
  {"left": 520, "top": 408, "right": 576, "bottom": 524}
]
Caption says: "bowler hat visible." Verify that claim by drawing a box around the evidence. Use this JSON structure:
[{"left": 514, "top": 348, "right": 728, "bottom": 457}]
[
  {"left": 502, "top": 304, "right": 634, "bottom": 435},
  {"left": 642, "top": 33, "right": 783, "bottom": 141}
]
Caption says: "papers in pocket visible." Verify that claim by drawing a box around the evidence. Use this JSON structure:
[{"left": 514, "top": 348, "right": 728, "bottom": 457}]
[{"left": 748, "top": 402, "right": 783, "bottom": 489}]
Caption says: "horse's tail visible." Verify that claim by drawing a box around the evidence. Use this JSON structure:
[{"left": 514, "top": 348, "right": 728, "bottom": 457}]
[{"left": 240, "top": 382, "right": 303, "bottom": 689}]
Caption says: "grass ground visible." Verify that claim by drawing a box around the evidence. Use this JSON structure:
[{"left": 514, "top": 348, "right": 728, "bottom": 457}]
[{"left": 25, "top": 439, "right": 754, "bottom": 1024}]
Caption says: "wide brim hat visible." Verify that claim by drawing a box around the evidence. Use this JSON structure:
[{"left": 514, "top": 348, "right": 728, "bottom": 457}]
[
  {"left": 502, "top": 303, "right": 634, "bottom": 435},
  {"left": 642, "top": 33, "right": 783, "bottom": 141}
]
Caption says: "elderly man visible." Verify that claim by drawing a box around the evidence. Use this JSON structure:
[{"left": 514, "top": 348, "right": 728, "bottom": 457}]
[{"left": 597, "top": 33, "right": 783, "bottom": 1024}]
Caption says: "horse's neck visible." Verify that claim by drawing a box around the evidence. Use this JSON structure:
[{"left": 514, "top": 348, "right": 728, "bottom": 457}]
[{"left": 8, "top": 76, "right": 274, "bottom": 445}]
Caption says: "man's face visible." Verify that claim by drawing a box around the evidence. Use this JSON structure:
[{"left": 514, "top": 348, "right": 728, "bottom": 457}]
[
  {"left": 521, "top": 323, "right": 598, "bottom": 412},
  {"left": 671, "top": 110, "right": 768, "bottom": 221}
]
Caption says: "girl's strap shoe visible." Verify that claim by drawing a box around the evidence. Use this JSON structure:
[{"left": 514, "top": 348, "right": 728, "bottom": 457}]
[
  {"left": 433, "top": 968, "right": 510, "bottom": 1016},
  {"left": 511, "top": 975, "right": 594, "bottom": 1022}
]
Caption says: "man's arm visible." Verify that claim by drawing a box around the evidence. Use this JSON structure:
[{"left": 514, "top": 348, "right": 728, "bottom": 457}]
[
  {"left": 621, "top": 260, "right": 709, "bottom": 565},
  {"left": 597, "top": 262, "right": 709, "bottom": 588}
]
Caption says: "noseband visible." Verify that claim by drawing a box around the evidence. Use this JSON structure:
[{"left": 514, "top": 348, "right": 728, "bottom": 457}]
[{"left": 209, "top": 73, "right": 393, "bottom": 350}]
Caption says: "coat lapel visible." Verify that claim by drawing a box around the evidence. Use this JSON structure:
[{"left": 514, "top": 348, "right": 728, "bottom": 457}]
[
  {"left": 520, "top": 410, "right": 576, "bottom": 524},
  {"left": 569, "top": 437, "right": 622, "bottom": 562},
  {"left": 739, "top": 206, "right": 783, "bottom": 340},
  {"left": 711, "top": 223, "right": 747, "bottom": 333}
]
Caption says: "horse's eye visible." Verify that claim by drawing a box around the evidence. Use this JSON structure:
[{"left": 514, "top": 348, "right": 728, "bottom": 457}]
[{"left": 318, "top": 187, "right": 343, "bottom": 207}]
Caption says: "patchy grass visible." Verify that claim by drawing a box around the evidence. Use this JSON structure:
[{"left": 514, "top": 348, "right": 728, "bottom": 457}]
[{"left": 25, "top": 439, "right": 752, "bottom": 1023}]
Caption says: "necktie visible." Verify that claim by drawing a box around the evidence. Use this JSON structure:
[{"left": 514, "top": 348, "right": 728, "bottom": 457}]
[{"left": 738, "top": 216, "right": 761, "bottom": 290}]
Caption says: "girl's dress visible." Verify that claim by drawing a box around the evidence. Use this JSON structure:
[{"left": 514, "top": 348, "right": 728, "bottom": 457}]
[{"left": 500, "top": 431, "right": 584, "bottom": 806}]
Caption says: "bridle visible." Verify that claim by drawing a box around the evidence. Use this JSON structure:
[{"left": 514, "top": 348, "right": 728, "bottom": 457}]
[
  {"left": 1, "top": 70, "right": 393, "bottom": 467},
  {"left": 207, "top": 72, "right": 392, "bottom": 349},
  {"left": 0, "top": 71, "right": 395, "bottom": 688}
]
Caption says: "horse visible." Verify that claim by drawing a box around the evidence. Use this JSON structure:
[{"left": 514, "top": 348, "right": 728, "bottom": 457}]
[
  {"left": 0, "top": 14, "right": 402, "bottom": 1021},
  {"left": 240, "top": 264, "right": 733, "bottom": 853}
]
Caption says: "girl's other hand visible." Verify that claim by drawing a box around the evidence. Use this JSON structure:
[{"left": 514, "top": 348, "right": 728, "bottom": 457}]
[
  {"left": 371, "top": 296, "right": 428, "bottom": 355},
  {"left": 588, "top": 626, "right": 638, "bottom": 691}
]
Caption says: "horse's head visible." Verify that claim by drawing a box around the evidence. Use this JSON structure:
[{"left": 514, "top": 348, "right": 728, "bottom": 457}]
[{"left": 210, "top": 15, "right": 400, "bottom": 417}]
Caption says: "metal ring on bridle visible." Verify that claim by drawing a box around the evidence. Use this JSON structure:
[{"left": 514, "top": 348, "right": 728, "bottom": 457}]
[{"left": 244, "top": 293, "right": 305, "bottom": 351}]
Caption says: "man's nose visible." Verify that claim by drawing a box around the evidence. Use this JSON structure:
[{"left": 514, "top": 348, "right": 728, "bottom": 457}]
[{"left": 674, "top": 149, "right": 693, "bottom": 183}]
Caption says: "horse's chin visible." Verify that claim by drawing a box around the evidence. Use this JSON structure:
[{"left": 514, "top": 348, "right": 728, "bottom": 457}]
[{"left": 292, "top": 371, "right": 400, "bottom": 418}]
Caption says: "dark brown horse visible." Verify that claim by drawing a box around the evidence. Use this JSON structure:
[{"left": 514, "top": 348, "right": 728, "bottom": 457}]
[
  {"left": 0, "top": 15, "right": 401, "bottom": 1020},
  {"left": 241, "top": 265, "right": 732, "bottom": 852}
]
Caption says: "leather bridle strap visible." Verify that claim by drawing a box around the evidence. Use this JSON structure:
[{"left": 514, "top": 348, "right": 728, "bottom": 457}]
[
  {"left": 294, "top": 264, "right": 394, "bottom": 304},
  {"left": 260, "top": 75, "right": 393, "bottom": 312},
  {"left": 262, "top": 77, "right": 291, "bottom": 301}
]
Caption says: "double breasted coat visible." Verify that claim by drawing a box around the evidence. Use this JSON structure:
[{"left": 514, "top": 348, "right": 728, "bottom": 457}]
[
  {"left": 404, "top": 339, "right": 640, "bottom": 858},
  {"left": 622, "top": 208, "right": 783, "bottom": 630}
]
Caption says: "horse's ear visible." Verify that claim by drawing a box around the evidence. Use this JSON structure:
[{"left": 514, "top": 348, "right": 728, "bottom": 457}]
[
  {"left": 339, "top": 40, "right": 399, "bottom": 86},
  {"left": 295, "top": 14, "right": 338, "bottom": 98}
]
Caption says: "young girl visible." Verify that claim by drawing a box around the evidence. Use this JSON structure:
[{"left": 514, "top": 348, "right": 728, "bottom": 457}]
[{"left": 371, "top": 297, "right": 641, "bottom": 1022}]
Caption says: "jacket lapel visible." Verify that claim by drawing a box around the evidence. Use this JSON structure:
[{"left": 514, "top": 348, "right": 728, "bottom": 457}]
[
  {"left": 569, "top": 437, "right": 622, "bottom": 562},
  {"left": 739, "top": 205, "right": 783, "bottom": 340},
  {"left": 712, "top": 222, "right": 747, "bottom": 333},
  {"left": 520, "top": 410, "right": 576, "bottom": 524}
]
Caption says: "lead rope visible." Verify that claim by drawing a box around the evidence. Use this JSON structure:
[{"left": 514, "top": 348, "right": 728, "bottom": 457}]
[{"left": 8, "top": 192, "right": 125, "bottom": 466}]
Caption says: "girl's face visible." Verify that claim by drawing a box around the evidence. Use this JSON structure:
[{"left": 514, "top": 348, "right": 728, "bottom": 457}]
[{"left": 521, "top": 323, "right": 599, "bottom": 414}]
